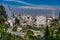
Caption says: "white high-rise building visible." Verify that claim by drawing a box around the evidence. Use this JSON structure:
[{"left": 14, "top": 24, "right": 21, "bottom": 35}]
[
  {"left": 36, "top": 16, "right": 46, "bottom": 26},
  {"left": 8, "top": 6, "right": 14, "bottom": 19}
]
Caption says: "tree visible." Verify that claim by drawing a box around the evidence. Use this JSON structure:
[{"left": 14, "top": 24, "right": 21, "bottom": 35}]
[
  {"left": 12, "top": 26, "right": 17, "bottom": 31},
  {"left": 26, "top": 30, "right": 34, "bottom": 37},
  {"left": 55, "top": 27, "right": 60, "bottom": 40},
  {"left": 50, "top": 19, "right": 59, "bottom": 34},
  {"left": 50, "top": 19, "right": 59, "bottom": 27},
  {"left": 15, "top": 17, "right": 19, "bottom": 25},
  {"left": 0, "top": 23, "right": 8, "bottom": 32},
  {"left": 47, "top": 19, "right": 60, "bottom": 40},
  {"left": 24, "top": 30, "right": 40, "bottom": 40},
  {"left": 0, "top": 5, "right": 25, "bottom": 40},
  {"left": 45, "top": 25, "right": 50, "bottom": 40},
  {"left": 0, "top": 15, "right": 4, "bottom": 24},
  {"left": 0, "top": 5, "right": 7, "bottom": 24},
  {"left": 24, "top": 30, "right": 34, "bottom": 40}
]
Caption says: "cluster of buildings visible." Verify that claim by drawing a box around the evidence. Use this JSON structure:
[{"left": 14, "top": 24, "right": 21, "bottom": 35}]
[
  {"left": 6, "top": 14, "right": 53, "bottom": 27},
  {"left": 5, "top": 6, "right": 57, "bottom": 27}
]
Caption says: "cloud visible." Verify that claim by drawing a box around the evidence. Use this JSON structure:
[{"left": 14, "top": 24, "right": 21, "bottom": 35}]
[
  {"left": 3, "top": 0, "right": 34, "bottom": 6},
  {"left": 18, "top": 6, "right": 55, "bottom": 10}
]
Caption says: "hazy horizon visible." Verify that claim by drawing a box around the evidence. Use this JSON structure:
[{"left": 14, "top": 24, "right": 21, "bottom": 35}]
[
  {"left": 0, "top": 0, "right": 60, "bottom": 17},
  {"left": 3, "top": 5, "right": 60, "bottom": 17}
]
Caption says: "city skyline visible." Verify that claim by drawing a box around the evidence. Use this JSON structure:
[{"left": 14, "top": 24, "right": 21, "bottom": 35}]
[
  {"left": 4, "top": 5, "right": 60, "bottom": 17},
  {"left": 0, "top": 0, "right": 60, "bottom": 17}
]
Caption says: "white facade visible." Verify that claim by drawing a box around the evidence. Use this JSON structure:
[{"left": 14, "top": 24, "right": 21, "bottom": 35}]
[
  {"left": 36, "top": 16, "right": 46, "bottom": 25},
  {"left": 8, "top": 18, "right": 15, "bottom": 27},
  {"left": 8, "top": 19, "right": 13, "bottom": 27},
  {"left": 46, "top": 17, "right": 52, "bottom": 25}
]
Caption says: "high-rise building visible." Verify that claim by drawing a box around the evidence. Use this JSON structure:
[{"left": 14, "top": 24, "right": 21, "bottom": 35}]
[
  {"left": 36, "top": 16, "right": 46, "bottom": 26},
  {"left": 8, "top": 6, "right": 14, "bottom": 18}
]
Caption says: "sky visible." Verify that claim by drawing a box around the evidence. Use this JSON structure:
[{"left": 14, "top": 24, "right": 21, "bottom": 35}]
[
  {"left": 0, "top": 0, "right": 60, "bottom": 6},
  {"left": 0, "top": 0, "right": 60, "bottom": 17}
]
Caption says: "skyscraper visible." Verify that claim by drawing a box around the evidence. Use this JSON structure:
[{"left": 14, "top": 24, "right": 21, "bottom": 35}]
[{"left": 8, "top": 6, "right": 14, "bottom": 18}]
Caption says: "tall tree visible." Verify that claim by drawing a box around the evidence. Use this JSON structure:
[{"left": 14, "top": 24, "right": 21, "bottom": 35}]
[
  {"left": 15, "top": 17, "right": 19, "bottom": 25},
  {"left": 45, "top": 25, "right": 50, "bottom": 40},
  {"left": 0, "top": 5, "right": 6, "bottom": 24}
]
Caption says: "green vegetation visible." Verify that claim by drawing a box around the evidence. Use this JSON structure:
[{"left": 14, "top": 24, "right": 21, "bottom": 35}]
[
  {"left": 0, "top": 31, "right": 23, "bottom": 40},
  {"left": 0, "top": 23, "right": 8, "bottom": 32},
  {"left": 12, "top": 26, "right": 17, "bottom": 31},
  {"left": 15, "top": 17, "right": 20, "bottom": 25},
  {"left": 23, "top": 30, "right": 40, "bottom": 40},
  {"left": 0, "top": 5, "right": 7, "bottom": 24},
  {"left": 0, "top": 5, "right": 23, "bottom": 40},
  {"left": 44, "top": 19, "right": 60, "bottom": 40},
  {"left": 44, "top": 26, "right": 50, "bottom": 40}
]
